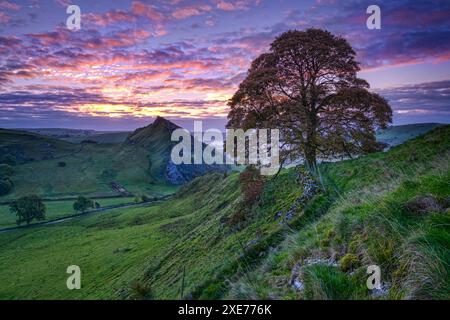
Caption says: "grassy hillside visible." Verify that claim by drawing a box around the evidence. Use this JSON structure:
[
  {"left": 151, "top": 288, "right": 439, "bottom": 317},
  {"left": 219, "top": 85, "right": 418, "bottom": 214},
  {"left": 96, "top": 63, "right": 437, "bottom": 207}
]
[
  {"left": 0, "top": 129, "right": 78, "bottom": 164},
  {"left": 1, "top": 117, "right": 227, "bottom": 201},
  {"left": 64, "top": 132, "right": 130, "bottom": 144},
  {"left": 0, "top": 126, "right": 448, "bottom": 299},
  {"left": 376, "top": 123, "right": 443, "bottom": 147},
  {"left": 2, "top": 141, "right": 177, "bottom": 200},
  {"left": 0, "top": 126, "right": 181, "bottom": 200},
  {"left": 228, "top": 125, "right": 449, "bottom": 300}
]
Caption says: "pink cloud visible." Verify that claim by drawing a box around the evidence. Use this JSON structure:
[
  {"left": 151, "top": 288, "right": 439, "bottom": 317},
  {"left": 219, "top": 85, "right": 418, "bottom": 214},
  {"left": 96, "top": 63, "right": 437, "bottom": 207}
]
[
  {"left": 172, "top": 5, "right": 213, "bottom": 19},
  {"left": 0, "top": 11, "right": 11, "bottom": 23},
  {"left": 131, "top": 1, "right": 166, "bottom": 22},
  {"left": 0, "top": 1, "right": 20, "bottom": 10},
  {"left": 215, "top": 0, "right": 259, "bottom": 11},
  {"left": 84, "top": 10, "right": 137, "bottom": 26}
]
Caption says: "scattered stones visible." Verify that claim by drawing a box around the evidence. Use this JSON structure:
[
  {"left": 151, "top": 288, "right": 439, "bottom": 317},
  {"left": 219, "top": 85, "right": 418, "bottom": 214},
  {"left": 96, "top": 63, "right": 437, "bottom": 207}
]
[
  {"left": 370, "top": 282, "right": 390, "bottom": 298},
  {"left": 245, "top": 238, "right": 259, "bottom": 249},
  {"left": 405, "top": 195, "right": 442, "bottom": 215},
  {"left": 273, "top": 211, "right": 283, "bottom": 221},
  {"left": 278, "top": 169, "right": 320, "bottom": 224},
  {"left": 290, "top": 257, "right": 338, "bottom": 292}
]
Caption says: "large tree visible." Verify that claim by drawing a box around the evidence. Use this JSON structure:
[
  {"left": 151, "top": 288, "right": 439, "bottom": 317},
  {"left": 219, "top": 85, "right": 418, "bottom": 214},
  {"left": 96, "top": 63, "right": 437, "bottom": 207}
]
[
  {"left": 73, "top": 196, "right": 94, "bottom": 213},
  {"left": 10, "top": 195, "right": 46, "bottom": 225},
  {"left": 227, "top": 29, "right": 392, "bottom": 171}
]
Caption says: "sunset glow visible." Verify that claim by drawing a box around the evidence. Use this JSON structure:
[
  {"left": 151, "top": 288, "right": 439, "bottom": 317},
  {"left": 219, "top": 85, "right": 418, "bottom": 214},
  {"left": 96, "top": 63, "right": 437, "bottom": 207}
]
[{"left": 0, "top": 0, "right": 449, "bottom": 130}]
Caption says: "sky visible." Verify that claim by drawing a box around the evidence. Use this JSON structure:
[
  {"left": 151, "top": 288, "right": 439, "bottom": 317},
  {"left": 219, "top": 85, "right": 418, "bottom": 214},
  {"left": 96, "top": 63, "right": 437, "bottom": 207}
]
[{"left": 0, "top": 0, "right": 449, "bottom": 131}]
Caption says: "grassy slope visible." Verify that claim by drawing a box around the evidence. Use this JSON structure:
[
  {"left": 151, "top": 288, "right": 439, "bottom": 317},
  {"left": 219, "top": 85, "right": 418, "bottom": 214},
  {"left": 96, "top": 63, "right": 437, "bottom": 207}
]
[
  {"left": 0, "top": 129, "right": 78, "bottom": 162},
  {"left": 228, "top": 125, "right": 449, "bottom": 300},
  {"left": 376, "top": 123, "right": 443, "bottom": 147},
  {"left": 64, "top": 132, "right": 130, "bottom": 144},
  {"left": 0, "top": 126, "right": 448, "bottom": 300},
  {"left": 0, "top": 130, "right": 177, "bottom": 200}
]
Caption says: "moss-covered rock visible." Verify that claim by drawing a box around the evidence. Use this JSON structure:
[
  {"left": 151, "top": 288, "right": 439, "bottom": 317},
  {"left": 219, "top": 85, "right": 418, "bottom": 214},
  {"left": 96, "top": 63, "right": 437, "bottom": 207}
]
[{"left": 339, "top": 253, "right": 360, "bottom": 272}]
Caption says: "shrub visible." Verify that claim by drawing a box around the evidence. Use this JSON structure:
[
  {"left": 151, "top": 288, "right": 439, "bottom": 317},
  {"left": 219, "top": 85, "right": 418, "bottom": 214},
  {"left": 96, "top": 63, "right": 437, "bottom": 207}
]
[
  {"left": 339, "top": 253, "right": 360, "bottom": 272},
  {"left": 130, "top": 281, "right": 153, "bottom": 300},
  {"left": 0, "top": 154, "right": 16, "bottom": 166},
  {"left": 57, "top": 161, "right": 67, "bottom": 167},
  {"left": 0, "top": 164, "right": 14, "bottom": 178},
  {"left": 0, "top": 179, "right": 13, "bottom": 196},
  {"left": 239, "top": 165, "right": 265, "bottom": 208},
  {"left": 73, "top": 196, "right": 94, "bottom": 213}
]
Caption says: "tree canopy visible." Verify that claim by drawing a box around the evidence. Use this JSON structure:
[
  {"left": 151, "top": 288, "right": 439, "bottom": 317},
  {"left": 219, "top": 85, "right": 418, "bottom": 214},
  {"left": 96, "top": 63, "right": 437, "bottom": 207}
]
[
  {"left": 227, "top": 29, "right": 392, "bottom": 171},
  {"left": 10, "top": 195, "right": 46, "bottom": 225},
  {"left": 73, "top": 196, "right": 94, "bottom": 213}
]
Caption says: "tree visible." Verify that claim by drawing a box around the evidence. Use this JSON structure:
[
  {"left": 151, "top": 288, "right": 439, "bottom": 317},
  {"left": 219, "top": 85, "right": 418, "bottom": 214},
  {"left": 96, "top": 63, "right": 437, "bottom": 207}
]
[
  {"left": 10, "top": 195, "right": 46, "bottom": 225},
  {"left": 0, "top": 179, "right": 13, "bottom": 196},
  {"left": 227, "top": 29, "right": 392, "bottom": 172},
  {"left": 0, "top": 164, "right": 14, "bottom": 178},
  {"left": 73, "top": 196, "right": 94, "bottom": 213},
  {"left": 0, "top": 154, "right": 16, "bottom": 166},
  {"left": 57, "top": 161, "right": 67, "bottom": 167}
]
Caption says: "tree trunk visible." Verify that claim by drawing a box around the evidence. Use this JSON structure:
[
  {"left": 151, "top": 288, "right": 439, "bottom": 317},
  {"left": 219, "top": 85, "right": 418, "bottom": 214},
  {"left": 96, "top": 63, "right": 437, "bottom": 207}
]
[{"left": 304, "top": 145, "right": 317, "bottom": 174}]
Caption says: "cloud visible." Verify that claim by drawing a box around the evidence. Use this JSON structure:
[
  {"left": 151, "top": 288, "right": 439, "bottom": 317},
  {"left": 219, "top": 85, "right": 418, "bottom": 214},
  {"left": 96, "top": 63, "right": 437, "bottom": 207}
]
[
  {"left": 214, "top": 0, "right": 260, "bottom": 11},
  {"left": 0, "top": 1, "right": 20, "bottom": 10},
  {"left": 376, "top": 80, "right": 450, "bottom": 116},
  {"left": 131, "top": 0, "right": 166, "bottom": 22},
  {"left": 84, "top": 10, "right": 137, "bottom": 26},
  {"left": 172, "top": 5, "right": 213, "bottom": 19}
]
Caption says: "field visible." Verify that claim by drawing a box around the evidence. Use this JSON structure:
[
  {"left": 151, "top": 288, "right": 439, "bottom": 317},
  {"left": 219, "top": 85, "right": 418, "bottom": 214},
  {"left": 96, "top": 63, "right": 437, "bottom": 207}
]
[
  {"left": 0, "top": 197, "right": 136, "bottom": 228},
  {"left": 0, "top": 126, "right": 448, "bottom": 300}
]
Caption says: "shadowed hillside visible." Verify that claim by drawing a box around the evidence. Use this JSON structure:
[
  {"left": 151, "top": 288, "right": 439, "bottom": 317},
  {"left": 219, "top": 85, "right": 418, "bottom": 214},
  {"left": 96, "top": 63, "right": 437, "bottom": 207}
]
[{"left": 126, "top": 116, "right": 228, "bottom": 184}]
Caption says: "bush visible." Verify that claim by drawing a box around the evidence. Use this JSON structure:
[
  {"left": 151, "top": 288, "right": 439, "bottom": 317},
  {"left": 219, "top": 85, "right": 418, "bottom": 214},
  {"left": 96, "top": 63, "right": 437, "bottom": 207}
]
[
  {"left": 130, "top": 281, "right": 153, "bottom": 300},
  {"left": 73, "top": 196, "right": 95, "bottom": 213},
  {"left": 0, "top": 179, "right": 13, "bottom": 196},
  {"left": 57, "top": 161, "right": 67, "bottom": 167},
  {"left": 0, "top": 154, "right": 16, "bottom": 166},
  {"left": 239, "top": 166, "right": 265, "bottom": 208},
  {"left": 0, "top": 164, "right": 14, "bottom": 179},
  {"left": 339, "top": 253, "right": 360, "bottom": 272}
]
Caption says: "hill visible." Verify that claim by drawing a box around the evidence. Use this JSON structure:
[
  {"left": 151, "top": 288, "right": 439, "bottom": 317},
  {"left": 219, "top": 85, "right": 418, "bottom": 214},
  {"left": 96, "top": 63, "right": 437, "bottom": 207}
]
[
  {"left": 66, "top": 132, "right": 130, "bottom": 144},
  {"left": 126, "top": 116, "right": 228, "bottom": 184},
  {"left": 376, "top": 123, "right": 443, "bottom": 147},
  {"left": 0, "top": 129, "right": 78, "bottom": 165},
  {"left": 20, "top": 128, "right": 131, "bottom": 144},
  {"left": 0, "top": 118, "right": 228, "bottom": 200},
  {"left": 0, "top": 125, "right": 447, "bottom": 299}
]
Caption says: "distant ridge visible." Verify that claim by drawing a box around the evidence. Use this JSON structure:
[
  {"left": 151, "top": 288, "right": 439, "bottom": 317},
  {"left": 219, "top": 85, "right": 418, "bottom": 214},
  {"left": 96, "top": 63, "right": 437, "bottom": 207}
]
[
  {"left": 376, "top": 123, "right": 444, "bottom": 147},
  {"left": 126, "top": 117, "right": 228, "bottom": 185}
]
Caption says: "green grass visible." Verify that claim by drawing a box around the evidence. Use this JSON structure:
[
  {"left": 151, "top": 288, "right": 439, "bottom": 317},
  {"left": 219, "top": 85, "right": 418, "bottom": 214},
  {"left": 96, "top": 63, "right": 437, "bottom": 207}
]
[
  {"left": 0, "top": 126, "right": 448, "bottom": 300},
  {"left": 227, "top": 125, "right": 450, "bottom": 300},
  {"left": 0, "top": 129, "right": 178, "bottom": 200}
]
